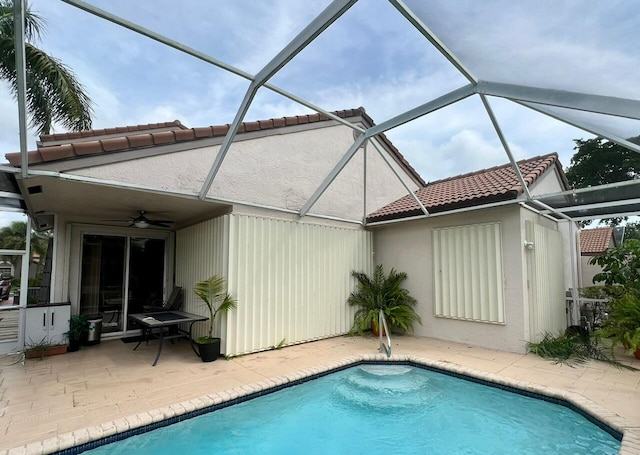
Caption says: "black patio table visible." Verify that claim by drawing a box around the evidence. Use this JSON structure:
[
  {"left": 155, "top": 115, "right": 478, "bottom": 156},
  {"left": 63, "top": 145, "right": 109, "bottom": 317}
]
[{"left": 128, "top": 310, "right": 208, "bottom": 366}]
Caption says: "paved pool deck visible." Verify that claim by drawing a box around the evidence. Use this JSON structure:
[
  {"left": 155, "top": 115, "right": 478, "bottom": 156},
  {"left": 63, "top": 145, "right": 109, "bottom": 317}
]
[{"left": 1, "top": 335, "right": 639, "bottom": 454}]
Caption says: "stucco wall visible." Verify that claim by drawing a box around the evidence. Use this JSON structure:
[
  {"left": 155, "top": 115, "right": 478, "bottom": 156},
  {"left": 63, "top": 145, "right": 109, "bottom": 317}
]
[
  {"left": 71, "top": 122, "right": 419, "bottom": 221},
  {"left": 371, "top": 205, "right": 529, "bottom": 353},
  {"left": 529, "top": 166, "right": 565, "bottom": 197},
  {"left": 580, "top": 256, "right": 605, "bottom": 287}
]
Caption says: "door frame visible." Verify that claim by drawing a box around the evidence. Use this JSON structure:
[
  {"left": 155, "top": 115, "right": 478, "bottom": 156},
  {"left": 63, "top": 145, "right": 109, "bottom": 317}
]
[{"left": 68, "top": 224, "right": 174, "bottom": 338}]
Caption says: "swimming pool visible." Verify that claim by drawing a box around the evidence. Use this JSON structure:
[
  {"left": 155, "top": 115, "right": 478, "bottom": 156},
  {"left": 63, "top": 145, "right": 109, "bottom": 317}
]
[{"left": 77, "top": 363, "right": 621, "bottom": 454}]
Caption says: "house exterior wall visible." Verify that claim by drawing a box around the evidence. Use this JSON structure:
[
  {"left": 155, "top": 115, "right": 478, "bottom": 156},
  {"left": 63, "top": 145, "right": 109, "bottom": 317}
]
[
  {"left": 371, "top": 205, "right": 529, "bottom": 353},
  {"left": 580, "top": 235, "right": 615, "bottom": 288},
  {"left": 581, "top": 256, "right": 605, "bottom": 287},
  {"left": 519, "top": 207, "right": 567, "bottom": 341},
  {"left": 175, "top": 213, "right": 373, "bottom": 356},
  {"left": 529, "top": 166, "right": 577, "bottom": 291},
  {"left": 175, "top": 216, "right": 230, "bottom": 345},
  {"left": 71, "top": 122, "right": 419, "bottom": 221},
  {"left": 525, "top": 220, "right": 567, "bottom": 342},
  {"left": 528, "top": 166, "right": 565, "bottom": 196}
]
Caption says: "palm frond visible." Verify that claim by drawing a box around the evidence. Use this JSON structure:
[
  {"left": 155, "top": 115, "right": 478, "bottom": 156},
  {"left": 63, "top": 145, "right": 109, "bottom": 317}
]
[
  {"left": 347, "top": 264, "right": 421, "bottom": 334},
  {"left": 0, "top": 0, "right": 44, "bottom": 42},
  {"left": 0, "top": 1, "right": 92, "bottom": 134},
  {"left": 528, "top": 331, "right": 637, "bottom": 370},
  {"left": 193, "top": 275, "right": 237, "bottom": 339}
]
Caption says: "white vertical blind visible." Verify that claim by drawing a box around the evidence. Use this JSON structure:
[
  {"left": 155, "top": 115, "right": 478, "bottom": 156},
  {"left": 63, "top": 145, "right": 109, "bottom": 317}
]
[
  {"left": 433, "top": 222, "right": 505, "bottom": 323},
  {"left": 226, "top": 214, "right": 372, "bottom": 355},
  {"left": 175, "top": 214, "right": 372, "bottom": 356},
  {"left": 175, "top": 215, "right": 230, "bottom": 342},
  {"left": 526, "top": 221, "right": 566, "bottom": 342}
]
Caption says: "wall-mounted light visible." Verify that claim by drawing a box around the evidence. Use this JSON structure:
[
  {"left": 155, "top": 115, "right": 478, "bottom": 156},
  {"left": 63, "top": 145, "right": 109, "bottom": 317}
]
[{"left": 524, "top": 240, "right": 534, "bottom": 250}]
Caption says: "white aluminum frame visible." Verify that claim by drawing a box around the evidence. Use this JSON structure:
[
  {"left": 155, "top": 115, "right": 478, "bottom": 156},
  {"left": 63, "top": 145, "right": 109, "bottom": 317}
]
[{"left": 7, "top": 0, "right": 640, "bottom": 349}]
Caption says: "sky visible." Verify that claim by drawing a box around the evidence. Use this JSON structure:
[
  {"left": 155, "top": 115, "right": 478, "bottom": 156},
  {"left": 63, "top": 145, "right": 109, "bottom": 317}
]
[{"left": 1, "top": 0, "right": 640, "bottom": 227}]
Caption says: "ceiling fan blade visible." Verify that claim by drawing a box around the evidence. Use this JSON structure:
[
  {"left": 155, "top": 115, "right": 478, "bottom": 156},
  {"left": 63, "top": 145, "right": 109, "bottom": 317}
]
[
  {"left": 102, "top": 211, "right": 173, "bottom": 228},
  {"left": 148, "top": 220, "right": 173, "bottom": 228}
]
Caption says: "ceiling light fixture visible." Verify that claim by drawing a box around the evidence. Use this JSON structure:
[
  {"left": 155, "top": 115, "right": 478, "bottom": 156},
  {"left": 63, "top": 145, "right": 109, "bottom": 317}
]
[{"left": 134, "top": 219, "right": 149, "bottom": 229}]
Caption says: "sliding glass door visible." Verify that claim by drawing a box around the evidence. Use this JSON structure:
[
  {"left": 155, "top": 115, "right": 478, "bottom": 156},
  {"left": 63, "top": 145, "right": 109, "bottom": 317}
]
[{"left": 79, "top": 234, "right": 165, "bottom": 335}]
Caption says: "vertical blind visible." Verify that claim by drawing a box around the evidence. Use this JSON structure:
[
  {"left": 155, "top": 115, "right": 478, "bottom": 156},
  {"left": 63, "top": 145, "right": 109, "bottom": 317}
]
[
  {"left": 176, "top": 214, "right": 373, "bottom": 356},
  {"left": 226, "top": 214, "right": 372, "bottom": 355},
  {"left": 526, "top": 221, "right": 566, "bottom": 342},
  {"left": 433, "top": 222, "right": 505, "bottom": 324}
]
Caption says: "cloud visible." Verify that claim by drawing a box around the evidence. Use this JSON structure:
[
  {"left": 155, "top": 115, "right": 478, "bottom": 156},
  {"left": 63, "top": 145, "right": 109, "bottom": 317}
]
[
  {"left": 1, "top": 0, "right": 637, "bottom": 187},
  {"left": 0, "top": 211, "right": 25, "bottom": 228},
  {"left": 405, "top": 0, "right": 640, "bottom": 99}
]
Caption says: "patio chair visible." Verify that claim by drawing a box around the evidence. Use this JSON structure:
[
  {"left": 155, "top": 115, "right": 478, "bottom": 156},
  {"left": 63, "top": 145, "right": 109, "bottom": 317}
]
[{"left": 143, "top": 287, "right": 184, "bottom": 312}]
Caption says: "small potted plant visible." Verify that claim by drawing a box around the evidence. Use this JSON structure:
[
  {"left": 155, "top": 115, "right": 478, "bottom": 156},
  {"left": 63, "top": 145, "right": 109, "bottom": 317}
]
[
  {"left": 26, "top": 337, "right": 68, "bottom": 359},
  {"left": 193, "top": 275, "right": 237, "bottom": 362},
  {"left": 66, "top": 314, "right": 90, "bottom": 352}
]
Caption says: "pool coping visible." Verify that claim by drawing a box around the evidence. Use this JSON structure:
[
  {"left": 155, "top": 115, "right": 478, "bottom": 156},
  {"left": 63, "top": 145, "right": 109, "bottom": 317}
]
[{"left": 5, "top": 353, "right": 640, "bottom": 455}]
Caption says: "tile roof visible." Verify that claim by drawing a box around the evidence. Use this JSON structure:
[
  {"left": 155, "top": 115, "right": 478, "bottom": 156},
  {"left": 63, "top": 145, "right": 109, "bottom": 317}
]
[
  {"left": 580, "top": 227, "right": 615, "bottom": 255},
  {"left": 37, "top": 120, "right": 187, "bottom": 144},
  {"left": 5, "top": 108, "right": 426, "bottom": 186},
  {"left": 367, "top": 153, "right": 563, "bottom": 222}
]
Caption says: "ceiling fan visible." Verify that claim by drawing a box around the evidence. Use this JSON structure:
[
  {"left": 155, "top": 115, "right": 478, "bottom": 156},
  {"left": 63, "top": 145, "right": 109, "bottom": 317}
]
[{"left": 104, "top": 210, "right": 173, "bottom": 229}]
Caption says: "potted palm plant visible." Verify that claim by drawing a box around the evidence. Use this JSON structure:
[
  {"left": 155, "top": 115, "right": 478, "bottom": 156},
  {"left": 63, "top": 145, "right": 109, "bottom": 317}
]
[
  {"left": 348, "top": 264, "right": 421, "bottom": 335},
  {"left": 193, "top": 275, "right": 237, "bottom": 362}
]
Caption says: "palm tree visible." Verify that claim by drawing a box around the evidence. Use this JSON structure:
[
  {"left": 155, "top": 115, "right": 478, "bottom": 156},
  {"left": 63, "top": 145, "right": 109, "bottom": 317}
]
[
  {"left": 347, "top": 264, "right": 421, "bottom": 335},
  {"left": 193, "top": 275, "right": 237, "bottom": 341},
  {"left": 0, "top": 0, "right": 92, "bottom": 134}
]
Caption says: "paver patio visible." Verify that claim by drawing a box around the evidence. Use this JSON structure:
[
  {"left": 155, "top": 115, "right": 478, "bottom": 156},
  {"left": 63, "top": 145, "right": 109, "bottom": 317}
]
[{"left": 1, "top": 335, "right": 639, "bottom": 454}]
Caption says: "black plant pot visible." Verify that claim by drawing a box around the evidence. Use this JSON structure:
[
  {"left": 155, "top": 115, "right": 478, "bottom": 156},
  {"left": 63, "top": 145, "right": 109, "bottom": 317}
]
[
  {"left": 67, "top": 338, "right": 82, "bottom": 352},
  {"left": 196, "top": 338, "right": 221, "bottom": 362}
]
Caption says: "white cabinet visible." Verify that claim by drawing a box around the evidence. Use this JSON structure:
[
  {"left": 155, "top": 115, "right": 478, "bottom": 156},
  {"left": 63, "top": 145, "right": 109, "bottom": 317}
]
[{"left": 25, "top": 304, "right": 70, "bottom": 346}]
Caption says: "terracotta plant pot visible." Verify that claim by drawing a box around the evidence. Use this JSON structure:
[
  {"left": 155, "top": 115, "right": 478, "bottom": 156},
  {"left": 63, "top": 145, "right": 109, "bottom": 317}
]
[
  {"left": 634, "top": 347, "right": 640, "bottom": 360},
  {"left": 371, "top": 319, "right": 386, "bottom": 337},
  {"left": 26, "top": 344, "right": 68, "bottom": 359}
]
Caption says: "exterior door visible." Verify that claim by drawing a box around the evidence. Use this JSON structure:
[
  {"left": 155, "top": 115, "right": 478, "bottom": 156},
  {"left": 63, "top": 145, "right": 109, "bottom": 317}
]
[{"left": 79, "top": 234, "right": 165, "bottom": 335}]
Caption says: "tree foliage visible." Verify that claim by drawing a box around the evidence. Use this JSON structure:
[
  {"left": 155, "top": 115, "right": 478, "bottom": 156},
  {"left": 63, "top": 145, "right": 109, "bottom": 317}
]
[
  {"left": 0, "top": 0, "right": 92, "bottom": 134},
  {"left": 565, "top": 136, "right": 640, "bottom": 226},
  {"left": 622, "top": 221, "right": 640, "bottom": 242},
  {"left": 590, "top": 239, "right": 640, "bottom": 291},
  {"left": 0, "top": 221, "right": 50, "bottom": 278},
  {"left": 566, "top": 137, "right": 640, "bottom": 188}
]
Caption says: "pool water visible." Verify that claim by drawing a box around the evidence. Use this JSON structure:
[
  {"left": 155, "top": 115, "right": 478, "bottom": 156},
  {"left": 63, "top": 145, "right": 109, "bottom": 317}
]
[{"left": 86, "top": 364, "right": 621, "bottom": 454}]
